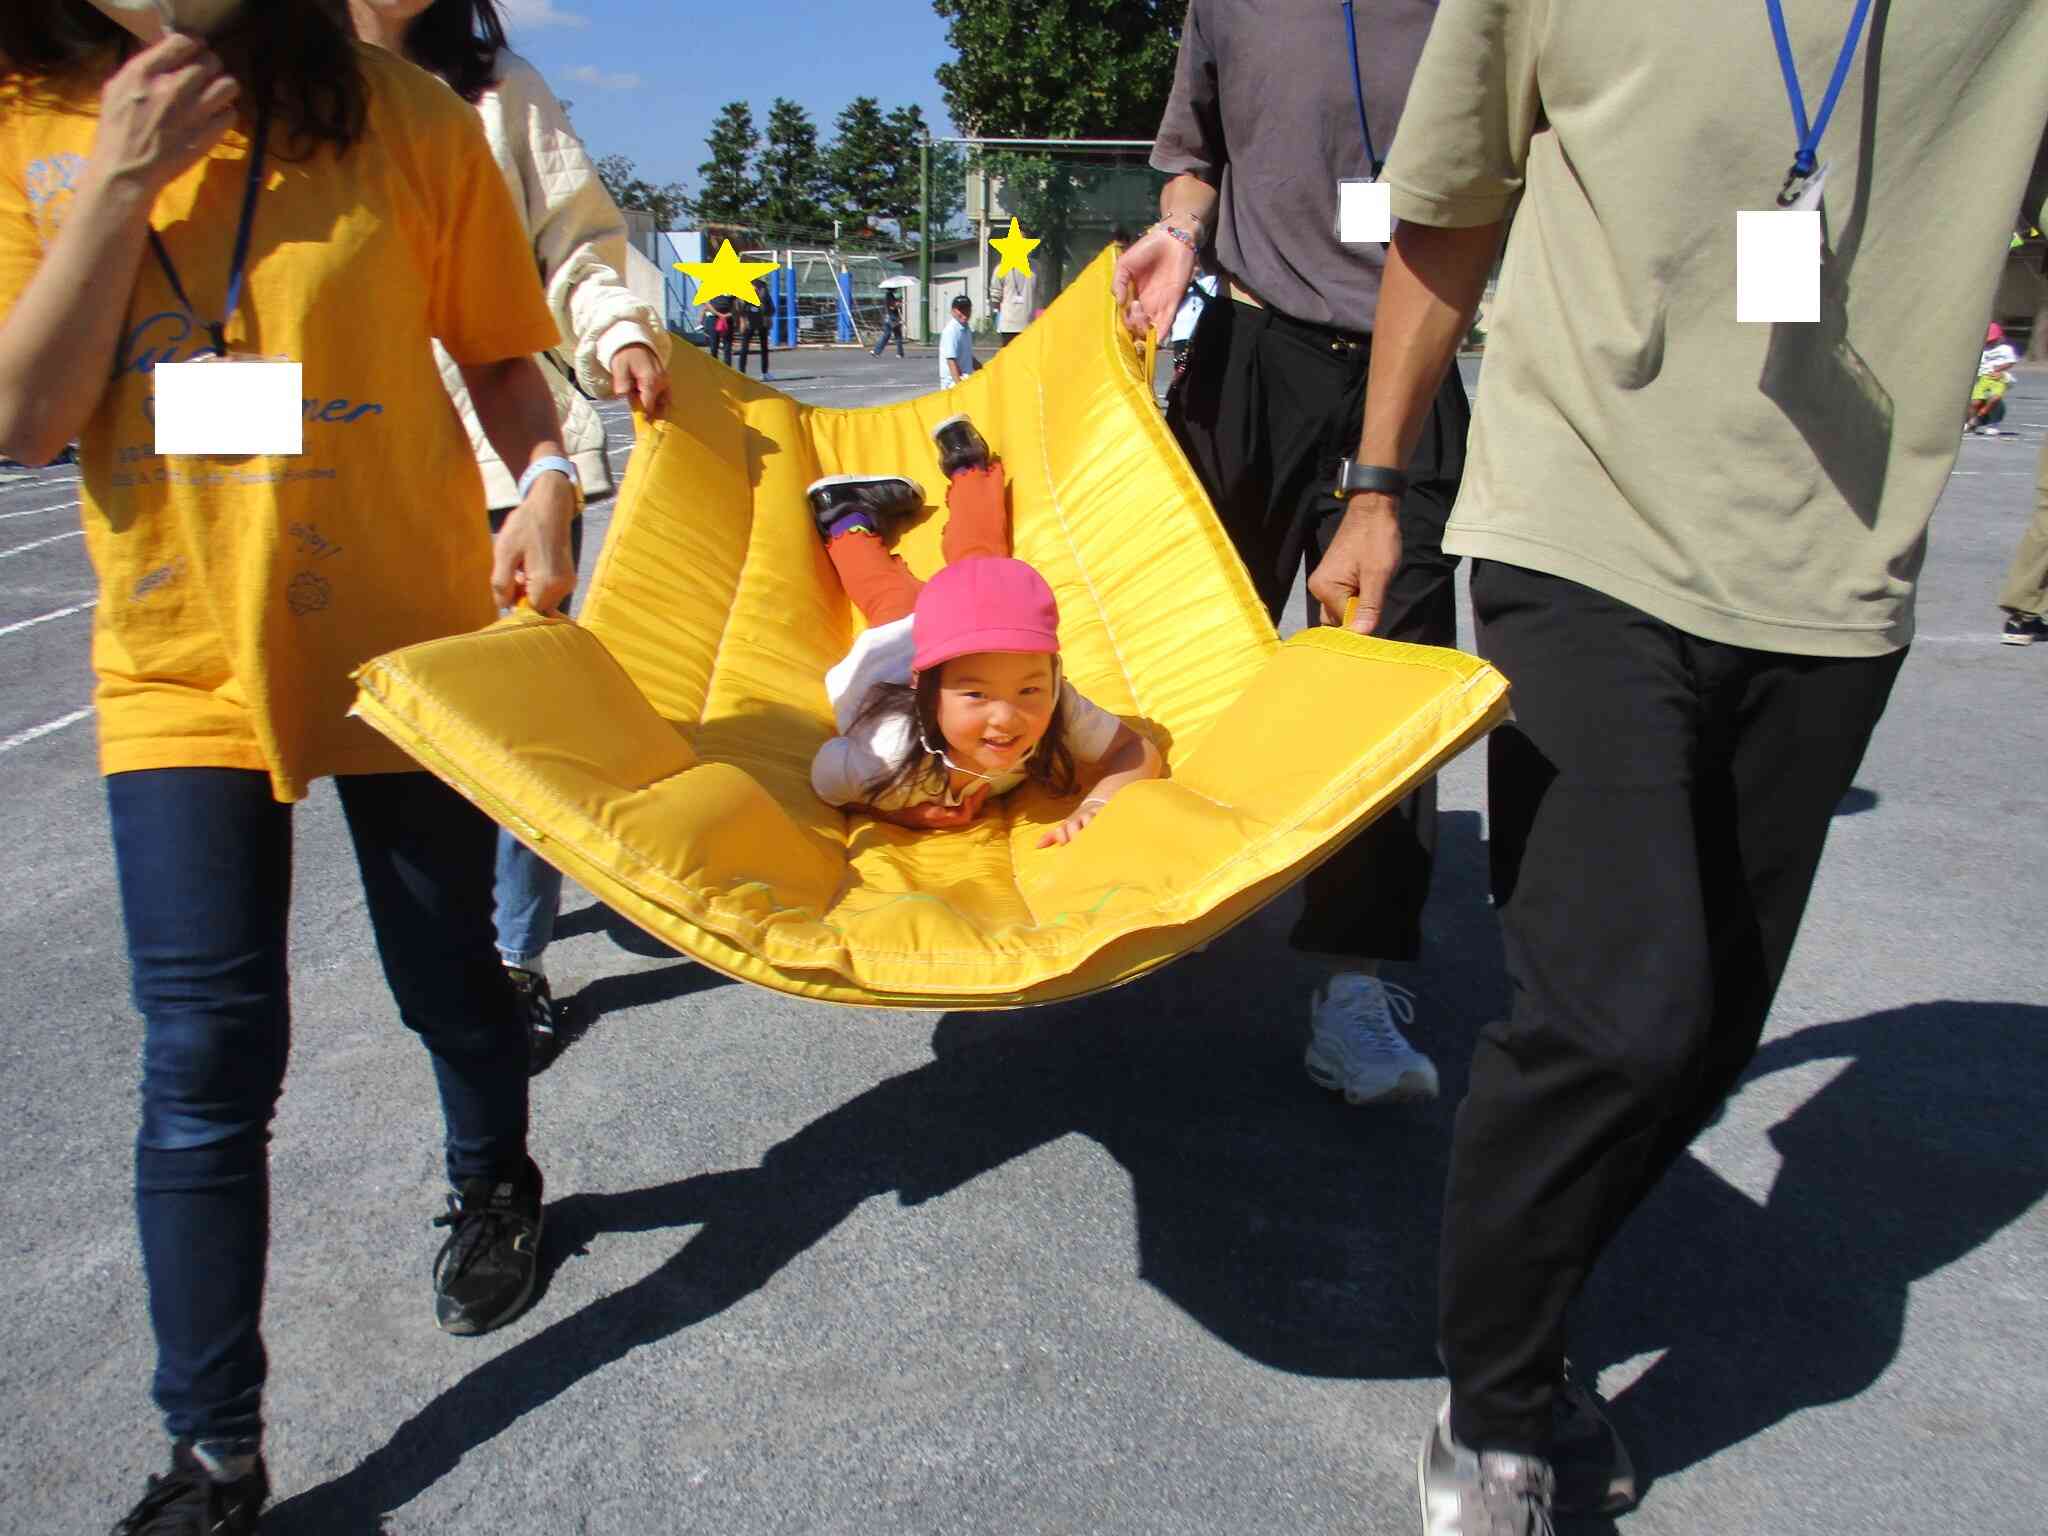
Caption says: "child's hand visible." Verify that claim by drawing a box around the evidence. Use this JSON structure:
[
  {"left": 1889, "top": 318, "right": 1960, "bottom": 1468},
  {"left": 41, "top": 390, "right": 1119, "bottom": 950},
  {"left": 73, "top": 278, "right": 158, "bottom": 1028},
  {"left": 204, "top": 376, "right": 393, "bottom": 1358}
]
[{"left": 1037, "top": 796, "right": 1109, "bottom": 849}]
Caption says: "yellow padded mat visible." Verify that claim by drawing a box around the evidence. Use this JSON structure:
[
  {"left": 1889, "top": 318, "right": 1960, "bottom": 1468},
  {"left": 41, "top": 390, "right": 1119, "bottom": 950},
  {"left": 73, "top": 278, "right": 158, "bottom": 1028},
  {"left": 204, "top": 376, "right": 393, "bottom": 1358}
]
[{"left": 352, "top": 249, "right": 1508, "bottom": 1008}]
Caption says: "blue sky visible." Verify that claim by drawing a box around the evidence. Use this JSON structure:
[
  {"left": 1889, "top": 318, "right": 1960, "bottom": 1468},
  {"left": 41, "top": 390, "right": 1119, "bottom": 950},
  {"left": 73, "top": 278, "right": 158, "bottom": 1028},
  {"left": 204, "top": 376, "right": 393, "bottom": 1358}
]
[{"left": 498, "top": 0, "right": 961, "bottom": 195}]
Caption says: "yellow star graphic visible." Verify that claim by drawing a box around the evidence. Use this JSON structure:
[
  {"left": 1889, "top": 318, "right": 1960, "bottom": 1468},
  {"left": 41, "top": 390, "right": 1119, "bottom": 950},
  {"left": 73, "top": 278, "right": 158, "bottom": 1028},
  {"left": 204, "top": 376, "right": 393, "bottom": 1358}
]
[
  {"left": 673, "top": 240, "right": 781, "bottom": 308},
  {"left": 989, "top": 216, "right": 1040, "bottom": 281}
]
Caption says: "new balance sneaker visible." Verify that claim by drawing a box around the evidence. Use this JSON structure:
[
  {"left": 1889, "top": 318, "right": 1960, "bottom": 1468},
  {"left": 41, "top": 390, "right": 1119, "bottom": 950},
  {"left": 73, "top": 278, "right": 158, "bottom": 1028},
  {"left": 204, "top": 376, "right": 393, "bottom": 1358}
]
[
  {"left": 1419, "top": 1401, "right": 1556, "bottom": 1536},
  {"left": 432, "top": 1156, "right": 544, "bottom": 1335},
  {"left": 1305, "top": 973, "right": 1439, "bottom": 1104},
  {"left": 111, "top": 1441, "right": 268, "bottom": 1535},
  {"left": 931, "top": 413, "right": 992, "bottom": 477},
  {"left": 1551, "top": 1366, "right": 1637, "bottom": 1516},
  {"left": 506, "top": 964, "right": 562, "bottom": 1075},
  {"left": 2001, "top": 613, "right": 2048, "bottom": 645},
  {"left": 807, "top": 474, "right": 924, "bottom": 541}
]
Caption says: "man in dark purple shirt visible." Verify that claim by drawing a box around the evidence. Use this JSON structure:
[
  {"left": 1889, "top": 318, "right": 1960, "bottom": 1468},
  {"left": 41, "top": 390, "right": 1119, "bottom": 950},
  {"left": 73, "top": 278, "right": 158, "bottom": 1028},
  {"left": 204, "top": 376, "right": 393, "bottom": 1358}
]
[{"left": 1115, "top": 0, "right": 1468, "bottom": 1110}]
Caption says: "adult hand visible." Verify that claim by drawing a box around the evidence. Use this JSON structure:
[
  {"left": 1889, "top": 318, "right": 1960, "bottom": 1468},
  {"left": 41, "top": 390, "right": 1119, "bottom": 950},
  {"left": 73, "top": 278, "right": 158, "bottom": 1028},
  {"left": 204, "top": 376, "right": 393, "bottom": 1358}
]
[
  {"left": 1112, "top": 227, "right": 1196, "bottom": 341},
  {"left": 609, "top": 342, "right": 670, "bottom": 417},
  {"left": 1035, "top": 796, "right": 1107, "bottom": 849},
  {"left": 491, "top": 473, "right": 578, "bottom": 612},
  {"left": 93, "top": 33, "right": 239, "bottom": 199},
  {"left": 1306, "top": 492, "right": 1402, "bottom": 634}
]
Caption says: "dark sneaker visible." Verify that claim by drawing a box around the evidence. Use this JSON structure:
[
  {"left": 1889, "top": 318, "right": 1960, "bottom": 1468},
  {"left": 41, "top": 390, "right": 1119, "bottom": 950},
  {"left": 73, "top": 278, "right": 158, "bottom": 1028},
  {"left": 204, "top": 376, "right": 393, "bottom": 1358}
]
[
  {"left": 1551, "top": 1368, "right": 1637, "bottom": 1516},
  {"left": 2001, "top": 613, "right": 2048, "bottom": 646},
  {"left": 506, "top": 965, "right": 562, "bottom": 1075},
  {"left": 1419, "top": 1401, "right": 1556, "bottom": 1536},
  {"left": 807, "top": 474, "right": 923, "bottom": 540},
  {"left": 432, "top": 1157, "right": 544, "bottom": 1336},
  {"left": 931, "top": 413, "right": 991, "bottom": 477},
  {"left": 111, "top": 1441, "right": 268, "bottom": 1535}
]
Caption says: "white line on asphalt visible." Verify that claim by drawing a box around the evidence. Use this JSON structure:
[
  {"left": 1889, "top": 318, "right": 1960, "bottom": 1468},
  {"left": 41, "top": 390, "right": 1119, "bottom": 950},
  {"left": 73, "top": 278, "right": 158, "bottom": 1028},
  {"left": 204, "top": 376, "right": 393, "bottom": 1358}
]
[
  {"left": 0, "top": 498, "right": 80, "bottom": 521},
  {"left": 0, "top": 599, "right": 96, "bottom": 638},
  {"left": 0, "top": 706, "right": 92, "bottom": 755},
  {"left": 0, "top": 529, "right": 83, "bottom": 560},
  {"left": 0, "top": 472, "right": 80, "bottom": 491}
]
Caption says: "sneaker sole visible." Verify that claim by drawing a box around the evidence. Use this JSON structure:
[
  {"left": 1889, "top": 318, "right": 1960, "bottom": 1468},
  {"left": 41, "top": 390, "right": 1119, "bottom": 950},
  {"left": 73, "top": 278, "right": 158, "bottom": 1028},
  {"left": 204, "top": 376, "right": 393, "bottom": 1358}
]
[
  {"left": 2001, "top": 633, "right": 2040, "bottom": 645},
  {"left": 435, "top": 1208, "right": 545, "bottom": 1338},
  {"left": 1305, "top": 1051, "right": 1440, "bottom": 1105},
  {"left": 804, "top": 473, "right": 925, "bottom": 500}
]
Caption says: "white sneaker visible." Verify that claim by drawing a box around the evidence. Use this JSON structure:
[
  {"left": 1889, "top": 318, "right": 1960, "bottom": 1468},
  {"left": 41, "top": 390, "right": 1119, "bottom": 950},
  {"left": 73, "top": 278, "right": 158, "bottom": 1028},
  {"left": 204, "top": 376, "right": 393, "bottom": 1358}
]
[{"left": 1305, "top": 973, "right": 1439, "bottom": 1104}]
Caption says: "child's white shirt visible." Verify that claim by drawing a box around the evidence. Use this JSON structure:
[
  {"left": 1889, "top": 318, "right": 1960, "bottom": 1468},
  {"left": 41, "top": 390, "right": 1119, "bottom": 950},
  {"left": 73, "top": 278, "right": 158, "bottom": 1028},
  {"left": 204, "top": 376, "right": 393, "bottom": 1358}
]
[
  {"left": 1980, "top": 342, "right": 2020, "bottom": 375},
  {"left": 810, "top": 617, "right": 1123, "bottom": 810}
]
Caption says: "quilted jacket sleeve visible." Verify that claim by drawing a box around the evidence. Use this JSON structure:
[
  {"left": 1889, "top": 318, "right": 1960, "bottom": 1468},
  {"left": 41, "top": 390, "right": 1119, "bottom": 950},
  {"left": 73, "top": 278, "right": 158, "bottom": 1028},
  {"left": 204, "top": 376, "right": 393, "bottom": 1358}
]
[{"left": 493, "top": 52, "right": 671, "bottom": 396}]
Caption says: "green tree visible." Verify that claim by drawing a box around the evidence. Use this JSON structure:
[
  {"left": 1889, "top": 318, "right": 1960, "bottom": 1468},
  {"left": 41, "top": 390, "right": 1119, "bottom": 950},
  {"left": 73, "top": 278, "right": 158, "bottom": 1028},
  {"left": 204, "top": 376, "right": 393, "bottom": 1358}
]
[
  {"left": 755, "top": 97, "right": 832, "bottom": 235},
  {"left": 879, "top": 104, "right": 963, "bottom": 247},
  {"left": 827, "top": 96, "right": 894, "bottom": 234},
  {"left": 931, "top": 0, "right": 1180, "bottom": 139},
  {"left": 696, "top": 101, "right": 760, "bottom": 225},
  {"left": 593, "top": 152, "right": 690, "bottom": 228}
]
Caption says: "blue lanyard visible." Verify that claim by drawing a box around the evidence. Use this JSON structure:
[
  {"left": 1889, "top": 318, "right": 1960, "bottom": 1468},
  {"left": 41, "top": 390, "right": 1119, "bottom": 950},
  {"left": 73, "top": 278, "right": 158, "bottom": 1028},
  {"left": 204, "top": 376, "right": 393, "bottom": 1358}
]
[
  {"left": 1340, "top": 1, "right": 1381, "bottom": 175},
  {"left": 1764, "top": 0, "right": 1873, "bottom": 203},
  {"left": 146, "top": 104, "right": 272, "bottom": 356}
]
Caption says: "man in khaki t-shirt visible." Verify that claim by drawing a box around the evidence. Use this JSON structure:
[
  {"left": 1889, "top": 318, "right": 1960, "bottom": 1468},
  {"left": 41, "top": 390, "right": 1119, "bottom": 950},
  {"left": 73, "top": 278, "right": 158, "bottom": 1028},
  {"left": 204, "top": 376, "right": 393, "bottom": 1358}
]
[{"left": 1303, "top": 1, "right": 2048, "bottom": 1530}]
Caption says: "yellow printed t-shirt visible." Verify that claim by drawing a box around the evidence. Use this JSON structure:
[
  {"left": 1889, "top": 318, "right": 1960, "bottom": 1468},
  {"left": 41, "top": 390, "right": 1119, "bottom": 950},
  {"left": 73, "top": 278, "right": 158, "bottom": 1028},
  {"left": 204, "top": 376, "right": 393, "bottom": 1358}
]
[{"left": 0, "top": 44, "right": 560, "bottom": 799}]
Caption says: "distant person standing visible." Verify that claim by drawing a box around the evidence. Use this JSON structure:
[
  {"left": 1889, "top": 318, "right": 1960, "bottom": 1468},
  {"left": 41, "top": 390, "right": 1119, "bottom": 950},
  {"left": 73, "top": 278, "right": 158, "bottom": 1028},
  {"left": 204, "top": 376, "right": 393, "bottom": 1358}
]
[
  {"left": 873, "top": 289, "right": 905, "bottom": 357},
  {"left": 991, "top": 264, "right": 1033, "bottom": 347},
  {"left": 351, "top": 0, "right": 673, "bottom": 1068},
  {"left": 939, "top": 294, "right": 976, "bottom": 388},
  {"left": 1996, "top": 431, "right": 2048, "bottom": 644},
  {"left": 737, "top": 283, "right": 776, "bottom": 378},
  {"left": 707, "top": 293, "right": 736, "bottom": 365}
]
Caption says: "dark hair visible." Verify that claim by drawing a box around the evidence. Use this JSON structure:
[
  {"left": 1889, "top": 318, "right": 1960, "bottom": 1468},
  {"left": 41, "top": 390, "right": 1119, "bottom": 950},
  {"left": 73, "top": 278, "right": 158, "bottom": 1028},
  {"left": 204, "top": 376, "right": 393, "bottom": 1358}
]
[
  {"left": 849, "top": 664, "right": 1077, "bottom": 808},
  {"left": 951, "top": 295, "right": 973, "bottom": 315},
  {"left": 1, "top": 2, "right": 367, "bottom": 158},
  {"left": 395, "top": 0, "right": 507, "bottom": 104}
]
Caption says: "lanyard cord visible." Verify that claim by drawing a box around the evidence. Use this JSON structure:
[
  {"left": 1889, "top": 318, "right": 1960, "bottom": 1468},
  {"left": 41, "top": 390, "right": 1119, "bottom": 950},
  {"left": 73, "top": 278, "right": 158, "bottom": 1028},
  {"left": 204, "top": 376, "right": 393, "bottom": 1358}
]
[
  {"left": 1764, "top": 0, "right": 1873, "bottom": 182},
  {"left": 1340, "top": 1, "right": 1381, "bottom": 175},
  {"left": 146, "top": 102, "right": 272, "bottom": 356}
]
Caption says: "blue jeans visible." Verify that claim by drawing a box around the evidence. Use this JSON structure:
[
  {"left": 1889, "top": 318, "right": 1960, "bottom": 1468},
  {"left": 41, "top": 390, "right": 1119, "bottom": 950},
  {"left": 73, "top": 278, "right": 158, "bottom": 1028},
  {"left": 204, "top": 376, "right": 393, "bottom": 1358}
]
[
  {"left": 486, "top": 509, "right": 584, "bottom": 968},
  {"left": 873, "top": 316, "right": 904, "bottom": 356},
  {"left": 109, "top": 768, "right": 530, "bottom": 1446}
]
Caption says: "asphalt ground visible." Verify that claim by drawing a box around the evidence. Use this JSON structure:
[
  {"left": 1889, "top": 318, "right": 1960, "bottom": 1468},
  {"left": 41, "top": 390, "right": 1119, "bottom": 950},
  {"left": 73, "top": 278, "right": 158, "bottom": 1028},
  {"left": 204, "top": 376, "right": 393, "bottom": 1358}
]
[{"left": 2, "top": 344, "right": 2044, "bottom": 1534}]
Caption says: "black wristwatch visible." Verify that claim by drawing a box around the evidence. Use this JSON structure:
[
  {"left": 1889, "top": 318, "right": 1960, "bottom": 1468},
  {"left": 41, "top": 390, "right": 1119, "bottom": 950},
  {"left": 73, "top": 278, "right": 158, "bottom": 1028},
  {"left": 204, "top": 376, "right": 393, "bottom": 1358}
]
[{"left": 1332, "top": 458, "right": 1408, "bottom": 501}]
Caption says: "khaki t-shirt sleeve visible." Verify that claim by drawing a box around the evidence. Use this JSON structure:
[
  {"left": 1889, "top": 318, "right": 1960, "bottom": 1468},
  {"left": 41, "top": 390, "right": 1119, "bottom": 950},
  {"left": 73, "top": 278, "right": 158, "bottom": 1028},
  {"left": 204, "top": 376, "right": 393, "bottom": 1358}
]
[
  {"left": 1149, "top": 1, "right": 1224, "bottom": 183},
  {"left": 427, "top": 104, "right": 559, "bottom": 367},
  {"left": 1381, "top": 0, "right": 1545, "bottom": 229}
]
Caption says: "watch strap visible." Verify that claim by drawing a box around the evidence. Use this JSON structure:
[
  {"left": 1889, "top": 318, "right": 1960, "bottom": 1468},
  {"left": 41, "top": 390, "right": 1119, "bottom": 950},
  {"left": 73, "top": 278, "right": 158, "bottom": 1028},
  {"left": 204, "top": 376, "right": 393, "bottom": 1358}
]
[
  {"left": 517, "top": 454, "right": 582, "bottom": 502},
  {"left": 1333, "top": 459, "right": 1408, "bottom": 500}
]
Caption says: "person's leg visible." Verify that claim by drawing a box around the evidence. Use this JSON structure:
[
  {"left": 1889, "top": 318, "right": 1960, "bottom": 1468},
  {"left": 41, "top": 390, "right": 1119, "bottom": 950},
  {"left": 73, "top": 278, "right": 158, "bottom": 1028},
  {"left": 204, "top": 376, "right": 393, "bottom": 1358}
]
[
  {"left": 828, "top": 532, "right": 925, "bottom": 627},
  {"left": 1440, "top": 561, "right": 1716, "bottom": 1456},
  {"left": 1996, "top": 433, "right": 2048, "bottom": 620},
  {"left": 111, "top": 768, "right": 292, "bottom": 1459},
  {"left": 895, "top": 320, "right": 906, "bottom": 358},
  {"left": 333, "top": 774, "right": 528, "bottom": 1186},
  {"left": 1292, "top": 366, "right": 1470, "bottom": 964},
  {"left": 940, "top": 462, "right": 1010, "bottom": 565}
]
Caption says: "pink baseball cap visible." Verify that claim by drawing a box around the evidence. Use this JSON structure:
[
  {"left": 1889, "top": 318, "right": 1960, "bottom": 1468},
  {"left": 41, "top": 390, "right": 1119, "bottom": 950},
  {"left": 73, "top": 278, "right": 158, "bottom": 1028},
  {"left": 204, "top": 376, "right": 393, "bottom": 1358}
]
[
  {"left": 912, "top": 558, "right": 1060, "bottom": 674},
  {"left": 1987, "top": 322, "right": 2005, "bottom": 344}
]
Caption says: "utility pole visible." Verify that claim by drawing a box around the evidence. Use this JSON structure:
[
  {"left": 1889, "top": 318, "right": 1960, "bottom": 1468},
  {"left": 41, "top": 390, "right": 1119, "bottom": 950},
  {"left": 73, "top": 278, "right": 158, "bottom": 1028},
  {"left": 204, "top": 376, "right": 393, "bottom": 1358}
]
[{"left": 918, "top": 137, "right": 932, "bottom": 343}]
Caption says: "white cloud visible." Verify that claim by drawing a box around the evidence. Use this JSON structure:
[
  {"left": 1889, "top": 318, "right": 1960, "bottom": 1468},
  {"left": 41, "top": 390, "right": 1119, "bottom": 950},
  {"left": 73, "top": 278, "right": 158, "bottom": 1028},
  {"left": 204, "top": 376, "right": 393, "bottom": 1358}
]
[
  {"left": 566, "top": 64, "right": 643, "bottom": 91},
  {"left": 501, "top": 1, "right": 590, "bottom": 28}
]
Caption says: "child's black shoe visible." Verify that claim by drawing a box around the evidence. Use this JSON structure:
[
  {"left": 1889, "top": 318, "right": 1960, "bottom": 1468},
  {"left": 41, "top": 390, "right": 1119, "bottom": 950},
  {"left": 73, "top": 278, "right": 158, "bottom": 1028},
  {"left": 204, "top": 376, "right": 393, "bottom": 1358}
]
[
  {"left": 807, "top": 475, "right": 925, "bottom": 541},
  {"left": 931, "top": 414, "right": 991, "bottom": 478}
]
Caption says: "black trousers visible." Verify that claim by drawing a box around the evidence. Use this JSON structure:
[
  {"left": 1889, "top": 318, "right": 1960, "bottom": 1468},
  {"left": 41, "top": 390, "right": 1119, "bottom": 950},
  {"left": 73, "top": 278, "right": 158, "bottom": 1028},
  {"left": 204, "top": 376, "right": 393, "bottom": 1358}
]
[
  {"left": 738, "top": 322, "right": 771, "bottom": 374},
  {"left": 1168, "top": 294, "right": 1470, "bottom": 961},
  {"left": 1441, "top": 560, "right": 1907, "bottom": 1452}
]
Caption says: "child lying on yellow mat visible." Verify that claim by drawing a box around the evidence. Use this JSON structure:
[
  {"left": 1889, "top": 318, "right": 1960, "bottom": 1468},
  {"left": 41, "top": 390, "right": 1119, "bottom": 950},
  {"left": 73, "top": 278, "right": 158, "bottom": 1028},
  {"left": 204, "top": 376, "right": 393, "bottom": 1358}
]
[{"left": 808, "top": 414, "right": 1163, "bottom": 845}]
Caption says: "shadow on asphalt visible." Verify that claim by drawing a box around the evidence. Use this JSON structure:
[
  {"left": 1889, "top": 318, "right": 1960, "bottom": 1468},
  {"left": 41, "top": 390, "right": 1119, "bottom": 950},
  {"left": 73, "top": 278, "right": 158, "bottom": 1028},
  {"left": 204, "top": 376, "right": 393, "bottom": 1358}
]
[
  {"left": 555, "top": 899, "right": 695, "bottom": 960},
  {"left": 266, "top": 814, "right": 2048, "bottom": 1530}
]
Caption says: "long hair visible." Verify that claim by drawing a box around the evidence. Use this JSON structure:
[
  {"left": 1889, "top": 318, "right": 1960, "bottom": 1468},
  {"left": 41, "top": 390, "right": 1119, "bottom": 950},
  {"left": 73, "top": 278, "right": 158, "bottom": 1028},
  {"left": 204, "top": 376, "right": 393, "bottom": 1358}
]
[
  {"left": 0, "top": 2, "right": 367, "bottom": 157},
  {"left": 849, "top": 667, "right": 1079, "bottom": 809},
  {"left": 396, "top": 0, "right": 507, "bottom": 103}
]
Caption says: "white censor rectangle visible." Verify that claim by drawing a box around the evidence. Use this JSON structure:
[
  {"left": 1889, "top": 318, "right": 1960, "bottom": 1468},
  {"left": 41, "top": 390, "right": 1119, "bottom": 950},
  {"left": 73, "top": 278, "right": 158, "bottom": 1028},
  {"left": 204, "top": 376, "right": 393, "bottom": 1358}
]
[
  {"left": 1339, "top": 180, "right": 1392, "bottom": 245},
  {"left": 153, "top": 360, "right": 305, "bottom": 456},
  {"left": 1736, "top": 210, "right": 1820, "bottom": 324}
]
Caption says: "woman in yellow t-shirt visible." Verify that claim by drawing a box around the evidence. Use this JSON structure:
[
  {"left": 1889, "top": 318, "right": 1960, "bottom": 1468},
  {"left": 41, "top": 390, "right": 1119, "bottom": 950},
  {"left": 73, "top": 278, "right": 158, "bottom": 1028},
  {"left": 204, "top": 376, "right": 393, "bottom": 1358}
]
[{"left": 0, "top": 3, "right": 576, "bottom": 1528}]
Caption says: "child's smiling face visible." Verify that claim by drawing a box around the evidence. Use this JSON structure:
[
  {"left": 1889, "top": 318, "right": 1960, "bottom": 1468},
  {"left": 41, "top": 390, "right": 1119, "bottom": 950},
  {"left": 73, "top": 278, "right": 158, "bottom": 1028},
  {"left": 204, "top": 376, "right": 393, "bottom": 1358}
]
[{"left": 933, "top": 651, "right": 1058, "bottom": 779}]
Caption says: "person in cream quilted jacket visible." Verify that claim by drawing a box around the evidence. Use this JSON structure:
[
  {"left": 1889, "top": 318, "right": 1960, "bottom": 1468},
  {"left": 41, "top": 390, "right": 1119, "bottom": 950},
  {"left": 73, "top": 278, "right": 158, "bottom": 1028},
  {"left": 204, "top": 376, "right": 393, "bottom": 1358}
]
[{"left": 353, "top": 0, "right": 674, "bottom": 1059}]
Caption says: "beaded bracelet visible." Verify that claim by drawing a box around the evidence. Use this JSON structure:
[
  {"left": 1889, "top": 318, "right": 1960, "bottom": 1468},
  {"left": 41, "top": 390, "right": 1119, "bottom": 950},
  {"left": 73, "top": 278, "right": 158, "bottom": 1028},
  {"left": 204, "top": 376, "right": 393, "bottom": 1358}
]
[
  {"left": 1079, "top": 796, "right": 1110, "bottom": 812},
  {"left": 1152, "top": 220, "right": 1200, "bottom": 253}
]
